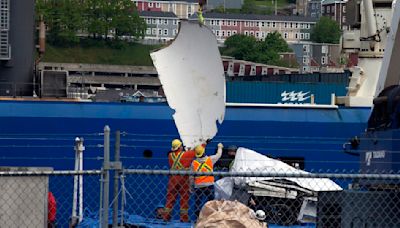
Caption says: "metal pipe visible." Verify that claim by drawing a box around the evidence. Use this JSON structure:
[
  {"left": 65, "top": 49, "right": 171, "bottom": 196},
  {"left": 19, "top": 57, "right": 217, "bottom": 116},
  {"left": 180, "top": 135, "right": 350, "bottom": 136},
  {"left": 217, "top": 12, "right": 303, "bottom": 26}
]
[
  {"left": 38, "top": 17, "right": 46, "bottom": 54},
  {"left": 122, "top": 169, "right": 400, "bottom": 179},
  {"left": 225, "top": 102, "right": 338, "bottom": 109},
  {"left": 78, "top": 137, "right": 85, "bottom": 222},
  {"left": 120, "top": 173, "right": 125, "bottom": 227},
  {"left": 102, "top": 126, "right": 110, "bottom": 228},
  {"left": 72, "top": 138, "right": 79, "bottom": 221},
  {"left": 112, "top": 131, "right": 121, "bottom": 228}
]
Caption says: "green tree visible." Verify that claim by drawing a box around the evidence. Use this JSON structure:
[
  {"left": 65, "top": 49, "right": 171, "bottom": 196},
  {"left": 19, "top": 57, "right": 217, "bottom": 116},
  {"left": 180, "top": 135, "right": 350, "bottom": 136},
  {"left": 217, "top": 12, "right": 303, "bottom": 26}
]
[
  {"left": 260, "top": 32, "right": 291, "bottom": 52},
  {"left": 311, "top": 16, "right": 341, "bottom": 44},
  {"left": 37, "top": 0, "right": 146, "bottom": 45},
  {"left": 113, "top": 0, "right": 146, "bottom": 41},
  {"left": 37, "top": 0, "right": 85, "bottom": 46},
  {"left": 223, "top": 34, "right": 258, "bottom": 61},
  {"left": 85, "top": 0, "right": 113, "bottom": 39},
  {"left": 258, "top": 32, "right": 291, "bottom": 65},
  {"left": 222, "top": 33, "right": 292, "bottom": 67}
]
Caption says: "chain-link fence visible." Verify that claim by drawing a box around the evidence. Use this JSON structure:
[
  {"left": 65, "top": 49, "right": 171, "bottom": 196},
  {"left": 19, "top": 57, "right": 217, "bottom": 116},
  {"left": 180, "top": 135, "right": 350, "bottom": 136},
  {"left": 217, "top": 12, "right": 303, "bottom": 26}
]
[
  {"left": 0, "top": 170, "right": 101, "bottom": 228},
  {"left": 120, "top": 169, "right": 400, "bottom": 228},
  {"left": 1, "top": 168, "right": 399, "bottom": 227},
  {"left": 1, "top": 127, "right": 400, "bottom": 228}
]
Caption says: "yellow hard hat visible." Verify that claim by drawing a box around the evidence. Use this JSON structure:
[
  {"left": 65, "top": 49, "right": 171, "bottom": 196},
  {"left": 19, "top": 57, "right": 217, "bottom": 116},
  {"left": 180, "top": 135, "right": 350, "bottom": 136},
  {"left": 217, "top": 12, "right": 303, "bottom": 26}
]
[
  {"left": 171, "top": 139, "right": 182, "bottom": 151},
  {"left": 195, "top": 145, "right": 205, "bottom": 158}
]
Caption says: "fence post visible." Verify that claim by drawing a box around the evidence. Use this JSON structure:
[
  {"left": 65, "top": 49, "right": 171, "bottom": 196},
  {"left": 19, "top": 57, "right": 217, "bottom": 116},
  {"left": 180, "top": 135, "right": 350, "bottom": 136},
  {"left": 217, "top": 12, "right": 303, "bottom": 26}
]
[
  {"left": 102, "top": 126, "right": 110, "bottom": 228},
  {"left": 78, "top": 137, "right": 85, "bottom": 222},
  {"left": 71, "top": 137, "right": 85, "bottom": 227},
  {"left": 112, "top": 131, "right": 121, "bottom": 228}
]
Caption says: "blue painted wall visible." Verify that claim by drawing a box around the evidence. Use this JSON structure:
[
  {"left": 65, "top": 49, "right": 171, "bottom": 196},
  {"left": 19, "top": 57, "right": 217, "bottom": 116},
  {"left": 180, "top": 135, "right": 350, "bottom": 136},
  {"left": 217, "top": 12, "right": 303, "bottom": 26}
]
[{"left": 226, "top": 82, "right": 347, "bottom": 104}]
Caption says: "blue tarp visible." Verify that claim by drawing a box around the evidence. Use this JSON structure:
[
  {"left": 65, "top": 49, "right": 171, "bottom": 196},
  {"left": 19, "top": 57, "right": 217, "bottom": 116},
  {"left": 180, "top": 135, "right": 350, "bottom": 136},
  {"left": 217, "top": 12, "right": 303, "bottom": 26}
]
[{"left": 77, "top": 210, "right": 192, "bottom": 228}]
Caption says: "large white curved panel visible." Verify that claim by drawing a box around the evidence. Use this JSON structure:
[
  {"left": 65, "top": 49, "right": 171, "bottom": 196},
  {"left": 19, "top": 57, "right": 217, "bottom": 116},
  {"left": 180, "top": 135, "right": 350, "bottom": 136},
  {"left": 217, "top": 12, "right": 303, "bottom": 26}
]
[{"left": 150, "top": 21, "right": 225, "bottom": 148}]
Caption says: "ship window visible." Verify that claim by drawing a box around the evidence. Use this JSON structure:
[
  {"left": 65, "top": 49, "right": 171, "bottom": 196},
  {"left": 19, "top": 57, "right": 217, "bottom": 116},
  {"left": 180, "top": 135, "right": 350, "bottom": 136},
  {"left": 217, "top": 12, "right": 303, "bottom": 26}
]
[{"left": 143, "top": 149, "right": 153, "bottom": 158}]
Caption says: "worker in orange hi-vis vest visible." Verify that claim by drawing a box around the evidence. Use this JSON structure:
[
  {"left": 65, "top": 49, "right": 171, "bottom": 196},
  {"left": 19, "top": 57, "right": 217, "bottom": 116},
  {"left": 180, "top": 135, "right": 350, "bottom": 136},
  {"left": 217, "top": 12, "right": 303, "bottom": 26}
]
[
  {"left": 163, "top": 139, "right": 196, "bottom": 222},
  {"left": 191, "top": 142, "right": 223, "bottom": 217}
]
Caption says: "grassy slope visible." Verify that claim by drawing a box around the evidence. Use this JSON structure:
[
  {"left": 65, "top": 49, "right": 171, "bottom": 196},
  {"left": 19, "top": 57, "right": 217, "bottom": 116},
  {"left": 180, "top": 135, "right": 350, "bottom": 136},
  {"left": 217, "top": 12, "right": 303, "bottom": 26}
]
[
  {"left": 254, "top": 0, "right": 290, "bottom": 9},
  {"left": 42, "top": 43, "right": 161, "bottom": 66}
]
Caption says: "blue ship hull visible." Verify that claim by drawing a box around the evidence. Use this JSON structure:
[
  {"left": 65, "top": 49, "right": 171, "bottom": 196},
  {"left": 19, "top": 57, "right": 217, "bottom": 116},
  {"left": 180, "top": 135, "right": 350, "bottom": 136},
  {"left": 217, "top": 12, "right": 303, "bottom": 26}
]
[{"left": 0, "top": 100, "right": 370, "bottom": 172}]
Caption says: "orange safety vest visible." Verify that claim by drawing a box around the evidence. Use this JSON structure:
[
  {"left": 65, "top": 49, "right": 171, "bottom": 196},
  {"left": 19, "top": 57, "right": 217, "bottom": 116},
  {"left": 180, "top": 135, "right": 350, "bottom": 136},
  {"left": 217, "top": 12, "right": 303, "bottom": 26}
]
[
  {"left": 169, "top": 150, "right": 185, "bottom": 170},
  {"left": 192, "top": 157, "right": 214, "bottom": 185}
]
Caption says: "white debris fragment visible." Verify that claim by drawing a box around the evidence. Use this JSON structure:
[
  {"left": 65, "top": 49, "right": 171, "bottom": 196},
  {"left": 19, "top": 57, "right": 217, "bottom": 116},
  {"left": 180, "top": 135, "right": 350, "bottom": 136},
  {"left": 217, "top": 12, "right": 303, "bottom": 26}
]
[{"left": 150, "top": 21, "right": 226, "bottom": 148}]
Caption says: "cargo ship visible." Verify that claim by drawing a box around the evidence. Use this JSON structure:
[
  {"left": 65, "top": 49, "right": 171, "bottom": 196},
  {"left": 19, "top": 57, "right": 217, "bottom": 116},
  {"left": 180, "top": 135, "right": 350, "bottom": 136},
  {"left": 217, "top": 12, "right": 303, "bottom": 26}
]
[{"left": 0, "top": 0, "right": 382, "bottom": 173}]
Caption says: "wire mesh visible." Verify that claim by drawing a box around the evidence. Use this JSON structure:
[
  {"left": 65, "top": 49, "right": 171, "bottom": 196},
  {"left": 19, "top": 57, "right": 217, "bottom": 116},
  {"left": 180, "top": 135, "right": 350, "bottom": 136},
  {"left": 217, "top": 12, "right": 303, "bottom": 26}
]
[
  {"left": 0, "top": 171, "right": 101, "bottom": 228},
  {"left": 120, "top": 168, "right": 400, "bottom": 227}
]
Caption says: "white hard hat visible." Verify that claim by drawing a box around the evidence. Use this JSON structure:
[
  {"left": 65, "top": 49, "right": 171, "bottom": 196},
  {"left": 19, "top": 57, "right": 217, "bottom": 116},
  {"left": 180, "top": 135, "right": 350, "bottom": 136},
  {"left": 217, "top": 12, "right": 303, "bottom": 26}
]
[{"left": 255, "top": 210, "right": 266, "bottom": 221}]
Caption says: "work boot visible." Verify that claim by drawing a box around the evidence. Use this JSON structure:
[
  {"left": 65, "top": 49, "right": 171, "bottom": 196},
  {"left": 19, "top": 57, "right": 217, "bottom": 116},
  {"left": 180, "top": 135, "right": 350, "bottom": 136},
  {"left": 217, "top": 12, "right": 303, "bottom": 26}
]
[
  {"left": 180, "top": 209, "right": 189, "bottom": 222},
  {"left": 162, "top": 208, "right": 172, "bottom": 222}
]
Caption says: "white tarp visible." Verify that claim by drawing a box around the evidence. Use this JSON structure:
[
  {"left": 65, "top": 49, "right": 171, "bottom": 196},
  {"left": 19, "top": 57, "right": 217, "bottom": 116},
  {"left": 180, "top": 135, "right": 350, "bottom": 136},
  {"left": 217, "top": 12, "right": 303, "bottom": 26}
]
[
  {"left": 150, "top": 21, "right": 225, "bottom": 148},
  {"left": 216, "top": 147, "right": 342, "bottom": 197}
]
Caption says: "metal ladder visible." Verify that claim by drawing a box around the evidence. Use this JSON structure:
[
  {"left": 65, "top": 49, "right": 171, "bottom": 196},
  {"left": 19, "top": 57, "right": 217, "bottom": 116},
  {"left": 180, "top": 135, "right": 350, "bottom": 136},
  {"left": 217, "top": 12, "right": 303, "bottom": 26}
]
[{"left": 0, "top": 0, "right": 10, "bottom": 60}]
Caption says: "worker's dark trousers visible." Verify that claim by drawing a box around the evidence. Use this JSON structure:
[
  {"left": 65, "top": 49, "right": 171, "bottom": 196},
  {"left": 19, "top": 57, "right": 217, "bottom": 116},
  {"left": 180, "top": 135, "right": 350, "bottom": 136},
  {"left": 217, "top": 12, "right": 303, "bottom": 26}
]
[{"left": 194, "top": 185, "right": 214, "bottom": 217}]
